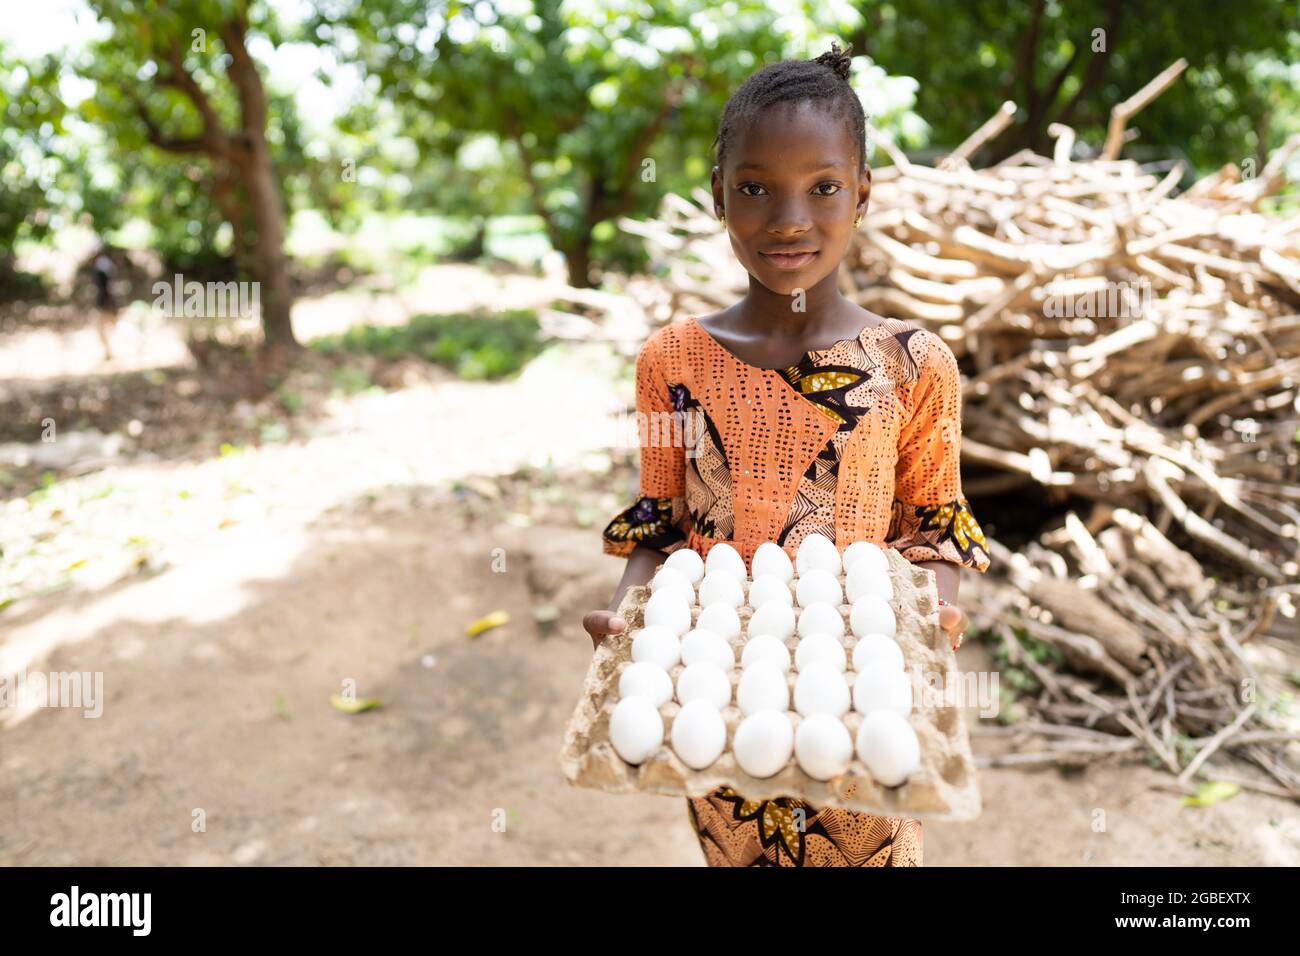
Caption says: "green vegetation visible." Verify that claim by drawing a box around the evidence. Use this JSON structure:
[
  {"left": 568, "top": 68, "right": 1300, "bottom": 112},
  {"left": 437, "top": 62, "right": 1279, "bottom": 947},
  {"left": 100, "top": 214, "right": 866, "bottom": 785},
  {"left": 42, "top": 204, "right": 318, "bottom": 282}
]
[
  {"left": 991, "top": 626, "right": 1067, "bottom": 724},
  {"left": 312, "top": 310, "right": 544, "bottom": 380},
  {"left": 6, "top": 1, "right": 1298, "bottom": 310}
]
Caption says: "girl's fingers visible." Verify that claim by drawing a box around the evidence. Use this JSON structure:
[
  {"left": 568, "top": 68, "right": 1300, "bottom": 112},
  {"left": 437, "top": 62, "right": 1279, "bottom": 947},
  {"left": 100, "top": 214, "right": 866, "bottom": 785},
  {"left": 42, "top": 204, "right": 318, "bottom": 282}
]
[
  {"left": 938, "top": 604, "right": 969, "bottom": 637},
  {"left": 584, "top": 611, "right": 627, "bottom": 649}
]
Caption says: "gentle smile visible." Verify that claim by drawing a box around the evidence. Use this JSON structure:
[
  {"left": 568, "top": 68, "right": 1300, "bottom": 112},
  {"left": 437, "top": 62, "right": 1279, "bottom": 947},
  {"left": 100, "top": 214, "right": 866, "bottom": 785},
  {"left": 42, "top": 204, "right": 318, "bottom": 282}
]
[{"left": 760, "top": 250, "right": 819, "bottom": 270}]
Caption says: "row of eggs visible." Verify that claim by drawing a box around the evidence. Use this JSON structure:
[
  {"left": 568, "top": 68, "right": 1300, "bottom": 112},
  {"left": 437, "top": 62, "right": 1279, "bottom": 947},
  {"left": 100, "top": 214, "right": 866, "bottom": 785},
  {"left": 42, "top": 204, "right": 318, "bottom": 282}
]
[
  {"left": 611, "top": 697, "right": 919, "bottom": 786},
  {"left": 653, "top": 538, "right": 893, "bottom": 607},
  {"left": 664, "top": 535, "right": 890, "bottom": 583}
]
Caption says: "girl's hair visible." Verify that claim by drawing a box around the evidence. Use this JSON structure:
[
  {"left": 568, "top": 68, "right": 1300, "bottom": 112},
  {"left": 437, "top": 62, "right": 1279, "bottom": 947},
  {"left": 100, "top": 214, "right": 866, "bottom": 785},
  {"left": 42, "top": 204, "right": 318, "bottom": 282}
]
[{"left": 712, "top": 41, "right": 867, "bottom": 175}]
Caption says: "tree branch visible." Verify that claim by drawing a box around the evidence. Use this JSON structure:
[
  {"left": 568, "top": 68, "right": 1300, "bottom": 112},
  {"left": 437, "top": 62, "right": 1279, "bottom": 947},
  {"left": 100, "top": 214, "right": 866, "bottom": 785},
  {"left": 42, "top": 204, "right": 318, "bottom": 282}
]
[
  {"left": 126, "top": 88, "right": 213, "bottom": 155},
  {"left": 154, "top": 41, "right": 232, "bottom": 158},
  {"left": 502, "top": 108, "right": 565, "bottom": 253},
  {"left": 217, "top": 13, "right": 268, "bottom": 136},
  {"left": 591, "top": 80, "right": 684, "bottom": 225}
]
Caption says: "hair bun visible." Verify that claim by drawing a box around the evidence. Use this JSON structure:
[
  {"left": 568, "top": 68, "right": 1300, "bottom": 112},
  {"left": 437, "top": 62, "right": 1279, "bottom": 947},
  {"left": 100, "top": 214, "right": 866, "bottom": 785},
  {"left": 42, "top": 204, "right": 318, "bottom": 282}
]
[{"left": 813, "top": 41, "right": 853, "bottom": 82}]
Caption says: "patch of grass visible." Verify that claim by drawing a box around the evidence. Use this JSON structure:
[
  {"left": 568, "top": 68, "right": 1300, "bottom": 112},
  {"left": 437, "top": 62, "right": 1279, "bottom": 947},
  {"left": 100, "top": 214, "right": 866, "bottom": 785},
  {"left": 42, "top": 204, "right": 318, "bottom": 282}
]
[
  {"left": 27, "top": 471, "right": 59, "bottom": 504},
  {"left": 276, "top": 388, "right": 304, "bottom": 414},
  {"left": 329, "top": 365, "right": 373, "bottom": 396},
  {"left": 312, "top": 310, "right": 542, "bottom": 380},
  {"left": 80, "top": 484, "right": 116, "bottom": 504}
]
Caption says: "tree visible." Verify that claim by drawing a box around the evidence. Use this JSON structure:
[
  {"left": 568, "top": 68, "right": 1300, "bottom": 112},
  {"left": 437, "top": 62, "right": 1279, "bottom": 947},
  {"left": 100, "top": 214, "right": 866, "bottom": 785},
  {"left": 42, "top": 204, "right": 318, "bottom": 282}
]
[
  {"left": 79, "top": 0, "right": 299, "bottom": 349},
  {"left": 0, "top": 43, "right": 61, "bottom": 284},
  {"left": 853, "top": 0, "right": 1300, "bottom": 170},
  {"left": 311, "top": 0, "right": 926, "bottom": 288}
]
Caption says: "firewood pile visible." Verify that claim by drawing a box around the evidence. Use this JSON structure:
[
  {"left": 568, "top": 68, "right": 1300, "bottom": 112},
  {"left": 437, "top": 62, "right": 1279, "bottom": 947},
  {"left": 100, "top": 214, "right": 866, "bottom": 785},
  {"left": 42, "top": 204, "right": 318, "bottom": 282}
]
[{"left": 615, "top": 63, "right": 1300, "bottom": 800}]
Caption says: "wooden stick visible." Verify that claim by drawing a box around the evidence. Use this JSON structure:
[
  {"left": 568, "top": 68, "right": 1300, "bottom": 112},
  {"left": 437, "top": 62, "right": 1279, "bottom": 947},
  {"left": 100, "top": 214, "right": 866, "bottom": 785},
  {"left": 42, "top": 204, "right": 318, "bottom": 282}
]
[
  {"left": 942, "top": 100, "right": 1018, "bottom": 169},
  {"left": 1102, "top": 59, "right": 1188, "bottom": 160}
]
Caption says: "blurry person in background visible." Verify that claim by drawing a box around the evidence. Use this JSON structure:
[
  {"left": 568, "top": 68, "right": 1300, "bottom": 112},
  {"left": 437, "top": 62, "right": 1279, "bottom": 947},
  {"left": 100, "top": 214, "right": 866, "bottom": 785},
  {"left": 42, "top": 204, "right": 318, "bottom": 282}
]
[{"left": 91, "top": 242, "right": 118, "bottom": 361}]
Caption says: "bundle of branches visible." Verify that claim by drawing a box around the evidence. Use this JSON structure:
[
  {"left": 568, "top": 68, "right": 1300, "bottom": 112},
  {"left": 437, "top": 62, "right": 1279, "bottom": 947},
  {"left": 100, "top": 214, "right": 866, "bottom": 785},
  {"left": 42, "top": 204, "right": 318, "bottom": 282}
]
[{"left": 618, "top": 62, "right": 1300, "bottom": 799}]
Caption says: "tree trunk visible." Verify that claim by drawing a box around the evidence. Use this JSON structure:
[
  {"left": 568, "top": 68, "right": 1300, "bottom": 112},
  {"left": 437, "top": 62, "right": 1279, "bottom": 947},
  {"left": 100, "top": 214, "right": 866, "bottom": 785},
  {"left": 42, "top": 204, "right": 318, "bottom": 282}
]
[
  {"left": 220, "top": 16, "right": 298, "bottom": 351},
  {"left": 566, "top": 235, "right": 592, "bottom": 288},
  {"left": 240, "top": 147, "right": 296, "bottom": 348},
  {"left": 131, "top": 15, "right": 299, "bottom": 352}
]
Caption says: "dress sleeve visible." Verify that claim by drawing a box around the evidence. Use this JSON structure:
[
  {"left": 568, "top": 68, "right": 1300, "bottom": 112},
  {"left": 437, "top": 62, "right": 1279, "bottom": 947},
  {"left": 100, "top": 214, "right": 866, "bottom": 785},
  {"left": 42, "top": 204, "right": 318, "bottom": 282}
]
[
  {"left": 885, "top": 331, "right": 991, "bottom": 573},
  {"left": 602, "top": 332, "right": 689, "bottom": 558}
]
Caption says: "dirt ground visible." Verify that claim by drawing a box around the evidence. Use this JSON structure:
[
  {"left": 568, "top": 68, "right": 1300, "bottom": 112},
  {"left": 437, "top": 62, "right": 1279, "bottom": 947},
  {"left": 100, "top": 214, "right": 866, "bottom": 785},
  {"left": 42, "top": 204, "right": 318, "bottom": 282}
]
[{"left": 2, "top": 265, "right": 1297, "bottom": 866}]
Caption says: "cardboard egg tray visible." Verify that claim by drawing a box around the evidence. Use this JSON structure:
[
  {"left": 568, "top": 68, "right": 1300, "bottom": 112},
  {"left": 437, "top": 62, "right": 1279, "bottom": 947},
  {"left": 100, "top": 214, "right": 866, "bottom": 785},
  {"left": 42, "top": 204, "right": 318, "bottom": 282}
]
[{"left": 559, "top": 547, "right": 981, "bottom": 821}]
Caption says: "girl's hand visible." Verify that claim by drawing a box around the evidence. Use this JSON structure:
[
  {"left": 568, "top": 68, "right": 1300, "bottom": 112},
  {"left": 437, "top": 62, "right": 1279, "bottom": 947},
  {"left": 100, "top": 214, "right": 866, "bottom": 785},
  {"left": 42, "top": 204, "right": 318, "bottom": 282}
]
[
  {"left": 937, "top": 599, "right": 969, "bottom": 651},
  {"left": 583, "top": 610, "right": 627, "bottom": 652}
]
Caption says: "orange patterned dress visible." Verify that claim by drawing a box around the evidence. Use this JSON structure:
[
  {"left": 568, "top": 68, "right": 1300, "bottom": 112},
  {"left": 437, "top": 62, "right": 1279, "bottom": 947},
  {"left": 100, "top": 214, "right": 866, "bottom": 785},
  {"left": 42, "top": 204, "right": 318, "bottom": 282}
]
[{"left": 602, "top": 314, "right": 991, "bottom": 867}]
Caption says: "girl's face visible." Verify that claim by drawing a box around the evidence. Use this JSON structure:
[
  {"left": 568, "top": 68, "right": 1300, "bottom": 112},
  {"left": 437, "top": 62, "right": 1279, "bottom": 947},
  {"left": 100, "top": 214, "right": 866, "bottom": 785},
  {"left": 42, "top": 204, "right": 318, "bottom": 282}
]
[{"left": 712, "top": 100, "right": 870, "bottom": 296}]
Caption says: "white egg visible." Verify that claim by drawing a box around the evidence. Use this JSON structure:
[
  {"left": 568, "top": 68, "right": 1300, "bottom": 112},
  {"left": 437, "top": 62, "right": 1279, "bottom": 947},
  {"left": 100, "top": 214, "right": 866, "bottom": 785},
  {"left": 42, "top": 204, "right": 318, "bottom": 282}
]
[
  {"left": 794, "top": 713, "right": 853, "bottom": 780},
  {"left": 671, "top": 699, "right": 727, "bottom": 769},
  {"left": 843, "top": 540, "right": 889, "bottom": 575},
  {"left": 644, "top": 589, "right": 692, "bottom": 636},
  {"left": 704, "top": 542, "right": 747, "bottom": 582},
  {"left": 696, "top": 603, "right": 741, "bottom": 641},
  {"left": 856, "top": 709, "right": 921, "bottom": 786},
  {"left": 853, "top": 667, "right": 913, "bottom": 717},
  {"left": 796, "top": 601, "right": 844, "bottom": 640},
  {"left": 795, "top": 568, "right": 842, "bottom": 608},
  {"left": 740, "top": 633, "right": 792, "bottom": 673},
  {"left": 630, "top": 625, "right": 680, "bottom": 670},
  {"left": 852, "top": 633, "right": 906, "bottom": 672},
  {"left": 663, "top": 547, "right": 705, "bottom": 584},
  {"left": 846, "top": 562, "right": 893, "bottom": 603},
  {"left": 698, "top": 570, "right": 744, "bottom": 609},
  {"left": 850, "top": 595, "right": 896, "bottom": 638},
  {"left": 618, "top": 661, "right": 673, "bottom": 707},
  {"left": 675, "top": 661, "right": 733, "bottom": 709},
  {"left": 733, "top": 711, "right": 795, "bottom": 778},
  {"left": 748, "top": 574, "right": 793, "bottom": 609},
  {"left": 793, "top": 660, "right": 850, "bottom": 717},
  {"left": 650, "top": 565, "right": 694, "bottom": 603},
  {"left": 737, "top": 660, "right": 790, "bottom": 715},
  {"left": 796, "top": 532, "right": 841, "bottom": 575},
  {"left": 794, "top": 633, "right": 847, "bottom": 672},
  {"left": 747, "top": 600, "right": 795, "bottom": 641},
  {"left": 609, "top": 696, "right": 664, "bottom": 765},
  {"left": 751, "top": 541, "right": 794, "bottom": 583},
  {"left": 680, "top": 627, "right": 735, "bottom": 671}
]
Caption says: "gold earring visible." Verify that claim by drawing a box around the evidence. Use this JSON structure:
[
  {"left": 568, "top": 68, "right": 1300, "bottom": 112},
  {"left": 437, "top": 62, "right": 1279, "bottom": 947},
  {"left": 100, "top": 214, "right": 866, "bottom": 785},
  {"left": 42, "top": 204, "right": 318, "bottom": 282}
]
[
  {"left": 853, "top": 214, "right": 862, "bottom": 227},
  {"left": 719, "top": 213, "right": 726, "bottom": 226}
]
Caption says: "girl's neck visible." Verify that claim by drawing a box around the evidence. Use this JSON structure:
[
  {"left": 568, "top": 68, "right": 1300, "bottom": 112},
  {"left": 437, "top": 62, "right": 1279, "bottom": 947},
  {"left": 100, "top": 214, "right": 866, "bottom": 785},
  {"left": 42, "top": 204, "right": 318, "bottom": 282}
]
[{"left": 737, "top": 270, "right": 858, "bottom": 340}]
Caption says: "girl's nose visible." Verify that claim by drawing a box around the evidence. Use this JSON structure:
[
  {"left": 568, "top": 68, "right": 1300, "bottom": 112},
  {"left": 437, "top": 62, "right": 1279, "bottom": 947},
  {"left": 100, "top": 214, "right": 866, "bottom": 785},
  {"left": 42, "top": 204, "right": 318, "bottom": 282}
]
[{"left": 767, "top": 203, "right": 813, "bottom": 236}]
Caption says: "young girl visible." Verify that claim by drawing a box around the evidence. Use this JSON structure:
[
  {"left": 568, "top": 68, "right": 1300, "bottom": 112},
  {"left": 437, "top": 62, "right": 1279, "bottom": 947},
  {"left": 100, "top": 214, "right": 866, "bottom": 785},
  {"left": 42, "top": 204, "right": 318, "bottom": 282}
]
[{"left": 584, "top": 41, "right": 991, "bottom": 867}]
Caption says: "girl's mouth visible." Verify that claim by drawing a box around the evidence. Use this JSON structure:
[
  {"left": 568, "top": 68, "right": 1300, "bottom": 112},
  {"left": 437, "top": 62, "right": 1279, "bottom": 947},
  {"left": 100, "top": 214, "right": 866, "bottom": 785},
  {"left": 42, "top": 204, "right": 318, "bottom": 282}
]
[{"left": 760, "top": 250, "right": 818, "bottom": 270}]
